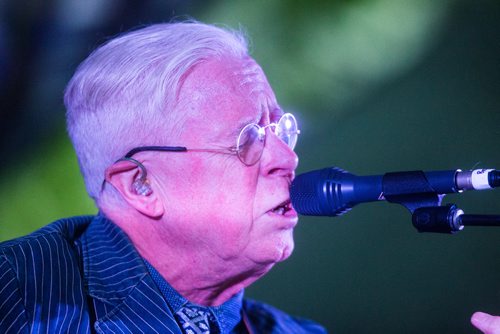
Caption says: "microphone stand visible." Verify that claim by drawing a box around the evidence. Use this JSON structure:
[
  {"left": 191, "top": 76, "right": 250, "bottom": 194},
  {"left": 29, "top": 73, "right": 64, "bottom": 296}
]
[
  {"left": 460, "top": 214, "right": 500, "bottom": 227},
  {"left": 411, "top": 204, "right": 500, "bottom": 234},
  {"left": 381, "top": 171, "right": 500, "bottom": 234}
]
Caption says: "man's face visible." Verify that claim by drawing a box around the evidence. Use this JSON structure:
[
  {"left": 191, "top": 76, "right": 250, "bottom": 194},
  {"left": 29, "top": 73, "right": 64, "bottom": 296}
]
[{"left": 148, "top": 56, "right": 298, "bottom": 273}]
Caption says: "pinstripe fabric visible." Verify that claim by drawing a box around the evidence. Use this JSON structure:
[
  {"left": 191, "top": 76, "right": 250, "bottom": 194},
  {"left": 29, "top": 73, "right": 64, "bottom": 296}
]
[
  {"left": 0, "top": 217, "right": 90, "bottom": 334},
  {"left": 0, "top": 216, "right": 327, "bottom": 333}
]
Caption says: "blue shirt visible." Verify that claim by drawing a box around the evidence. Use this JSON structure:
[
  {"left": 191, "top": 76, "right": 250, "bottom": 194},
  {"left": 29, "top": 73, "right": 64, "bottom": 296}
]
[{"left": 145, "top": 261, "right": 243, "bottom": 333}]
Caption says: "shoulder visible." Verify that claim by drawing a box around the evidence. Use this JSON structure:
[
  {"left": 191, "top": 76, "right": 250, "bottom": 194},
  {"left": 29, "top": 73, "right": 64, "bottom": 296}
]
[
  {"left": 0, "top": 216, "right": 94, "bottom": 333},
  {"left": 0, "top": 216, "right": 93, "bottom": 275},
  {"left": 0, "top": 215, "right": 94, "bottom": 287},
  {"left": 0, "top": 215, "right": 93, "bottom": 250},
  {"left": 0, "top": 215, "right": 93, "bottom": 259},
  {"left": 243, "top": 298, "right": 328, "bottom": 333}
]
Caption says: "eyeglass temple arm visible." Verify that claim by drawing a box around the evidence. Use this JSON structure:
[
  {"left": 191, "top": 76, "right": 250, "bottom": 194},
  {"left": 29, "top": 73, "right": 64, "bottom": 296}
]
[{"left": 125, "top": 146, "right": 188, "bottom": 158}]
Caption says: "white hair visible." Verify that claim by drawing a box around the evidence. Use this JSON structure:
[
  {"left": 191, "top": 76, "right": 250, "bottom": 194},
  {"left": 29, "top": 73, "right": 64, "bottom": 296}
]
[{"left": 65, "top": 22, "right": 249, "bottom": 206}]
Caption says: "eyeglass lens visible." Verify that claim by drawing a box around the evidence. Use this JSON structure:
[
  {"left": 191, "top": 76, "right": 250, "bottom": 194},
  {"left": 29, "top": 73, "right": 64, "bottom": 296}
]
[{"left": 236, "top": 113, "right": 299, "bottom": 166}]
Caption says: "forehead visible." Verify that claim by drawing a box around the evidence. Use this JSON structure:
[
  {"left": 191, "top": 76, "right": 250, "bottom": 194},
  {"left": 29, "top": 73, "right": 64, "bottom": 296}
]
[{"left": 175, "top": 56, "right": 279, "bottom": 142}]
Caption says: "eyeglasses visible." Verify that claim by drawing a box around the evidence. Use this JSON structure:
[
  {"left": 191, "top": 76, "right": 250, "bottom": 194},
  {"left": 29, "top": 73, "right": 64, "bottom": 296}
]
[{"left": 122, "top": 113, "right": 300, "bottom": 166}]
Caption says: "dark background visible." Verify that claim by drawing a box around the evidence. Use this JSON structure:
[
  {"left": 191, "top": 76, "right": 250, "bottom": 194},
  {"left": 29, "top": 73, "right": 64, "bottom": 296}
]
[{"left": 1, "top": 1, "right": 499, "bottom": 333}]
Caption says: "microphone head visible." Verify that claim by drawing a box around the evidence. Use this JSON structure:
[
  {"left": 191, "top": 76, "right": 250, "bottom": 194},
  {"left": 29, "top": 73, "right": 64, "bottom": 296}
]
[{"left": 290, "top": 167, "right": 353, "bottom": 216}]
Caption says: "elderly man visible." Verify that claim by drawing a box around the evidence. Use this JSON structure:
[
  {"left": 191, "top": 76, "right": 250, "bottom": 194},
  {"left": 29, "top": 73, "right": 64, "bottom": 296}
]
[
  {"left": 1, "top": 22, "right": 499, "bottom": 334},
  {"left": 0, "top": 22, "right": 326, "bottom": 333}
]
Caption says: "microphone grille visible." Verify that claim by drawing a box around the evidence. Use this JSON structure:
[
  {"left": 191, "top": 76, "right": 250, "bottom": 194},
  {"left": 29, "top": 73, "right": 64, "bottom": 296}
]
[
  {"left": 290, "top": 167, "right": 353, "bottom": 216},
  {"left": 290, "top": 171, "right": 324, "bottom": 215}
]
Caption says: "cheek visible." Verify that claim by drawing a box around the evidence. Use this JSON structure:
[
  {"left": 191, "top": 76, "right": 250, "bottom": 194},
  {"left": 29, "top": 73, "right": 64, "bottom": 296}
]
[
  {"left": 198, "top": 163, "right": 261, "bottom": 243},
  {"left": 180, "top": 159, "right": 259, "bottom": 214},
  {"left": 199, "top": 160, "right": 259, "bottom": 205},
  {"left": 161, "top": 156, "right": 260, "bottom": 225}
]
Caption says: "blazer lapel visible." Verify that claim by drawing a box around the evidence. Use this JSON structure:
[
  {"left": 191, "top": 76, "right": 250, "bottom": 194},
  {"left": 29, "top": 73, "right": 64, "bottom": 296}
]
[{"left": 80, "top": 216, "right": 182, "bottom": 334}]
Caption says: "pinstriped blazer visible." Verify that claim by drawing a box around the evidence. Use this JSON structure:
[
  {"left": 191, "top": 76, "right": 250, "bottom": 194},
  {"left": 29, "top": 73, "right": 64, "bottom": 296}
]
[{"left": 0, "top": 216, "right": 327, "bottom": 333}]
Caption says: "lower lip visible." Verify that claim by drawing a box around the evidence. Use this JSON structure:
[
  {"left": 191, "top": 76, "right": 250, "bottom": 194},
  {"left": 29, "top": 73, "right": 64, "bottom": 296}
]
[{"left": 266, "top": 208, "right": 298, "bottom": 227}]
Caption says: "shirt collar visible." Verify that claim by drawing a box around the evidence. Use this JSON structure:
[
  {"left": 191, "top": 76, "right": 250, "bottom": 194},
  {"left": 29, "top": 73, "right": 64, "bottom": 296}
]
[{"left": 144, "top": 260, "right": 243, "bottom": 333}]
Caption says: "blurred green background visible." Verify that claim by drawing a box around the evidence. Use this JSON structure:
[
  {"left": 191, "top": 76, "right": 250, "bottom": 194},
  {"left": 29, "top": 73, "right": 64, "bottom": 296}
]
[{"left": 1, "top": 0, "right": 499, "bottom": 333}]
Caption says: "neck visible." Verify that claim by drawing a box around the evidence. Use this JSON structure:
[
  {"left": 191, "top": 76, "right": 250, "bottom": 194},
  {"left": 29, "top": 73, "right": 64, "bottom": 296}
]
[{"left": 105, "top": 211, "right": 272, "bottom": 306}]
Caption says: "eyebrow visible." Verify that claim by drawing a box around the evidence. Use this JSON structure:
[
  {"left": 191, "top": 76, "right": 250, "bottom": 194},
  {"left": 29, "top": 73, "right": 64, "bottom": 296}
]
[
  {"left": 230, "top": 114, "right": 260, "bottom": 138},
  {"left": 237, "top": 108, "right": 268, "bottom": 139},
  {"left": 228, "top": 101, "right": 282, "bottom": 139}
]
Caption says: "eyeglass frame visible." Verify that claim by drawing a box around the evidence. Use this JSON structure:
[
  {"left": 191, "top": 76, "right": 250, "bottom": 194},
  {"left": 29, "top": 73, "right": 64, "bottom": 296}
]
[{"left": 120, "top": 112, "right": 300, "bottom": 166}]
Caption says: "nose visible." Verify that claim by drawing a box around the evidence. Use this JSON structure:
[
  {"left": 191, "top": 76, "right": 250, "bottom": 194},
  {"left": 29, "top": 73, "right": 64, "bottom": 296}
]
[{"left": 259, "top": 128, "right": 299, "bottom": 178}]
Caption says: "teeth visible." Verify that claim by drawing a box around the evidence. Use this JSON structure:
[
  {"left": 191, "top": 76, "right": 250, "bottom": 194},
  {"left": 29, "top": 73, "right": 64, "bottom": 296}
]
[
  {"left": 271, "top": 200, "right": 290, "bottom": 215},
  {"left": 274, "top": 206, "right": 285, "bottom": 215}
]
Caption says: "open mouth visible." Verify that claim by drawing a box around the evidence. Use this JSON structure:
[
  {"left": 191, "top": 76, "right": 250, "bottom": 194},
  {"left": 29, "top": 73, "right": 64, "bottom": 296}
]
[{"left": 270, "top": 199, "right": 292, "bottom": 216}]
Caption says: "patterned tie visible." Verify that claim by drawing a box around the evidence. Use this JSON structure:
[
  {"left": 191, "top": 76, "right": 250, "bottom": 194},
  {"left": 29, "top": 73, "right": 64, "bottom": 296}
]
[{"left": 175, "top": 303, "right": 217, "bottom": 334}]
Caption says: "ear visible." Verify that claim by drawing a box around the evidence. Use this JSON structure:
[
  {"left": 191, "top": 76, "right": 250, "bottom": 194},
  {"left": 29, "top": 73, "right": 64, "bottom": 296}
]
[{"left": 105, "top": 160, "right": 164, "bottom": 218}]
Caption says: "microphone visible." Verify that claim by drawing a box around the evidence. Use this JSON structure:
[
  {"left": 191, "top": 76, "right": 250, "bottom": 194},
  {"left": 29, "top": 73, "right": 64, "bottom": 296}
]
[{"left": 290, "top": 167, "right": 500, "bottom": 216}]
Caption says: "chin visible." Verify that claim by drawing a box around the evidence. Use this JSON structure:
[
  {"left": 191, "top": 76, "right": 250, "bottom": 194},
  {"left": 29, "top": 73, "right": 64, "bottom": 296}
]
[
  {"left": 277, "top": 230, "right": 295, "bottom": 261},
  {"left": 277, "top": 241, "right": 294, "bottom": 262},
  {"left": 255, "top": 238, "right": 295, "bottom": 265}
]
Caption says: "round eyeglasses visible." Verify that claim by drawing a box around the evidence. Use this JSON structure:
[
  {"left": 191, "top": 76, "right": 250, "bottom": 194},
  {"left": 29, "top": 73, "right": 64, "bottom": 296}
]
[{"left": 121, "top": 113, "right": 300, "bottom": 166}]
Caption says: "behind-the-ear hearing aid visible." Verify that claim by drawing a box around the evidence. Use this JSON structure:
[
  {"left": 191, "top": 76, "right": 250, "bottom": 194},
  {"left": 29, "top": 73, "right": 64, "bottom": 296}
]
[{"left": 116, "top": 157, "right": 153, "bottom": 196}]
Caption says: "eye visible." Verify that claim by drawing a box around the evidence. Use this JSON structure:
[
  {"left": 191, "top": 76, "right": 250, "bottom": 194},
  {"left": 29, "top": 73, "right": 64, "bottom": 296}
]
[{"left": 237, "top": 123, "right": 260, "bottom": 151}]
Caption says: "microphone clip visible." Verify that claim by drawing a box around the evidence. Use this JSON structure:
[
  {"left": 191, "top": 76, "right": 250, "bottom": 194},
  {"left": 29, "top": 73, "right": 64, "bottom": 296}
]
[{"left": 382, "top": 170, "right": 445, "bottom": 212}]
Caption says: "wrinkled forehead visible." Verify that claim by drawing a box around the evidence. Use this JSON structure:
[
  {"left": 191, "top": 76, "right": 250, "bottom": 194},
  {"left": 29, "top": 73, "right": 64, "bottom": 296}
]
[{"left": 175, "top": 56, "right": 279, "bottom": 141}]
